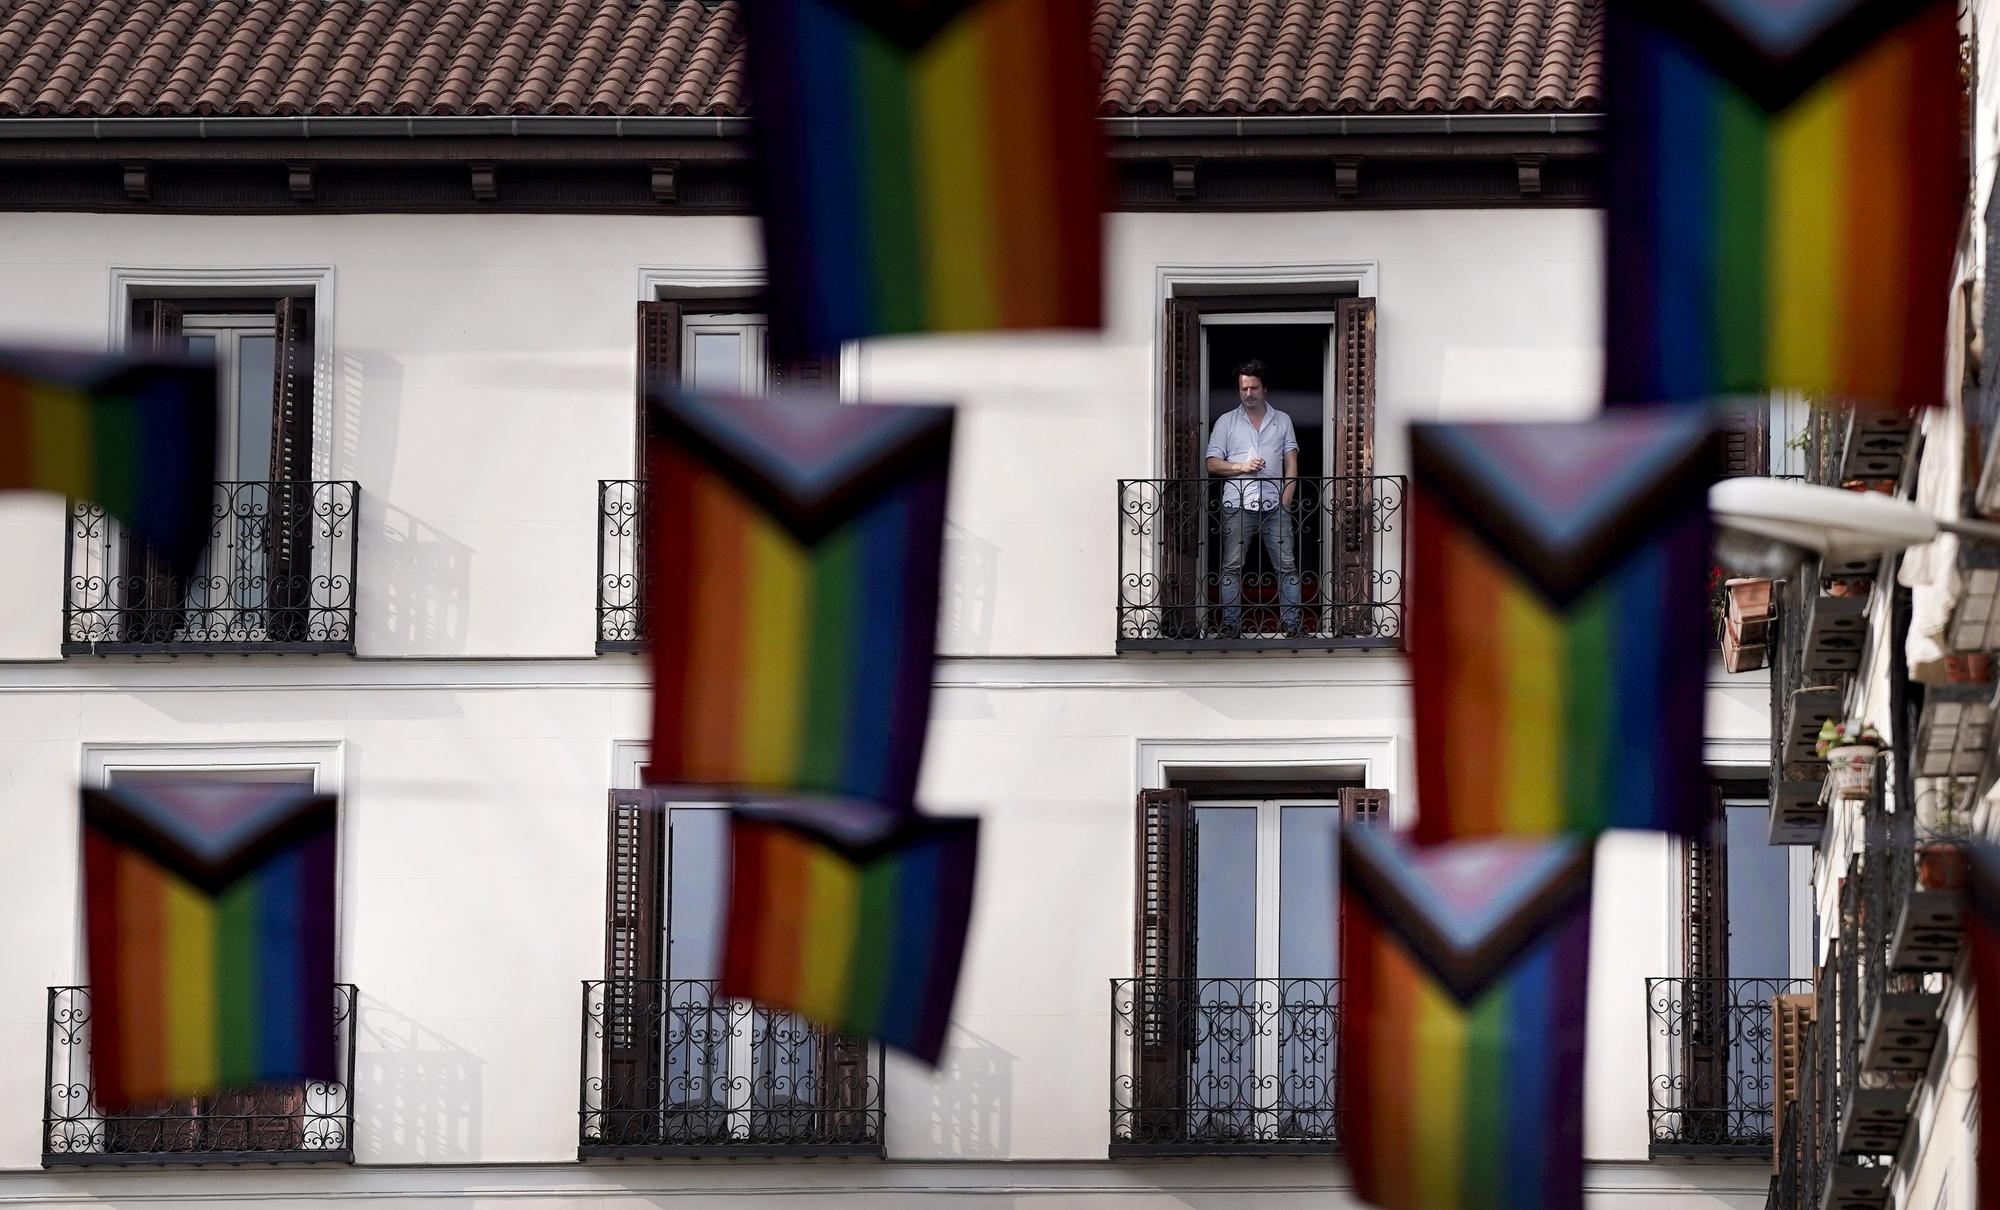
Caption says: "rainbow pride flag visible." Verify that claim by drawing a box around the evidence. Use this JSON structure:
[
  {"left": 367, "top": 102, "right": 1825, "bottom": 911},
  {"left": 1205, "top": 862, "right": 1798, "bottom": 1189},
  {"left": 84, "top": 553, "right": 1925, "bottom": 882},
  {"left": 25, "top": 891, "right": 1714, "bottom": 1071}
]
[
  {"left": 741, "top": 0, "right": 1104, "bottom": 357},
  {"left": 81, "top": 782, "right": 337, "bottom": 1111},
  {"left": 0, "top": 347, "right": 217, "bottom": 574},
  {"left": 1605, "top": 0, "right": 1963, "bottom": 410},
  {"left": 1968, "top": 843, "right": 2000, "bottom": 1209},
  {"left": 1341, "top": 827, "right": 1593, "bottom": 1210},
  {"left": 1410, "top": 415, "right": 1715, "bottom": 843},
  {"left": 722, "top": 801, "right": 978, "bottom": 1065},
  {"left": 646, "top": 387, "right": 953, "bottom": 809}
]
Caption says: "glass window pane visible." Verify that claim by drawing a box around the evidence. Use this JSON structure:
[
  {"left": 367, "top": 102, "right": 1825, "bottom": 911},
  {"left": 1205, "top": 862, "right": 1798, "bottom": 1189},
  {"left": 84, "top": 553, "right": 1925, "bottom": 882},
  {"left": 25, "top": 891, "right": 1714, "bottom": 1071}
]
[
  {"left": 234, "top": 333, "right": 276, "bottom": 481},
  {"left": 109, "top": 767, "right": 314, "bottom": 787},
  {"left": 1725, "top": 801, "right": 1790, "bottom": 979},
  {"left": 688, "top": 332, "right": 745, "bottom": 395},
  {"left": 1279, "top": 805, "right": 1340, "bottom": 978},
  {"left": 668, "top": 807, "right": 730, "bottom": 982},
  {"left": 1195, "top": 806, "right": 1256, "bottom": 980},
  {"left": 183, "top": 332, "right": 217, "bottom": 360}
]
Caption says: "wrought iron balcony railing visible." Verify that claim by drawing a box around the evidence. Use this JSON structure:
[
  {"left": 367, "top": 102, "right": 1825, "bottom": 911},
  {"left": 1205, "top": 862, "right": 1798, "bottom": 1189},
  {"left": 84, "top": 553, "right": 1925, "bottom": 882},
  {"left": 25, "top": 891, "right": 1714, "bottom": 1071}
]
[
  {"left": 64, "top": 480, "right": 359, "bottom": 654},
  {"left": 43, "top": 984, "right": 357, "bottom": 1166},
  {"left": 1111, "top": 976, "right": 1340, "bottom": 1154},
  {"left": 597, "top": 479, "right": 646, "bottom": 651},
  {"left": 1117, "top": 476, "right": 1405, "bottom": 652},
  {"left": 1646, "top": 976, "right": 1812, "bottom": 1154},
  {"left": 579, "top": 979, "right": 883, "bottom": 1156}
]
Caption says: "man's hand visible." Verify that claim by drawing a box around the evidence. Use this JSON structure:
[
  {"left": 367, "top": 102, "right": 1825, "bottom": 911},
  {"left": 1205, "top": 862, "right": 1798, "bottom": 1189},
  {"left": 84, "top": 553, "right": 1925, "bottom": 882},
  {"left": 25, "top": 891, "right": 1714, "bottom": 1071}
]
[
  {"left": 1239, "top": 456, "right": 1266, "bottom": 474},
  {"left": 1281, "top": 481, "right": 1296, "bottom": 509}
]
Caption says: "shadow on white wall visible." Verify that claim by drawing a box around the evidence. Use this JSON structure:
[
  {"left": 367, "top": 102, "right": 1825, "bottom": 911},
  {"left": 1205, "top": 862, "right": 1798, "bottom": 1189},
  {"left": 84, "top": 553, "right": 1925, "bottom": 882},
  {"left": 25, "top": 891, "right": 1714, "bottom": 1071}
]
[
  {"left": 923, "top": 1025, "right": 1014, "bottom": 1159},
  {"left": 353, "top": 997, "right": 482, "bottom": 1162}
]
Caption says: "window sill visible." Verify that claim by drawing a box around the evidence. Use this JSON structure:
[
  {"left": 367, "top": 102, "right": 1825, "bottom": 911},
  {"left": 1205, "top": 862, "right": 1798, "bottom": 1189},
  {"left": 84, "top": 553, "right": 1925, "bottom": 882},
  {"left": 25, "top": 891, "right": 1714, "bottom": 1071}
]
[
  {"left": 578, "top": 1143, "right": 884, "bottom": 1160},
  {"left": 1108, "top": 1141, "right": 1339, "bottom": 1158},
  {"left": 43, "top": 1149, "right": 354, "bottom": 1168}
]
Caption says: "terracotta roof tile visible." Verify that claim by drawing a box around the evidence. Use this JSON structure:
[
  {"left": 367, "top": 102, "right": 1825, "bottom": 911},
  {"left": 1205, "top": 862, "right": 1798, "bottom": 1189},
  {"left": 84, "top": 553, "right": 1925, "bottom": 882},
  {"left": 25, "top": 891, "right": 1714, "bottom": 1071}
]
[{"left": 0, "top": 0, "right": 1601, "bottom": 119}]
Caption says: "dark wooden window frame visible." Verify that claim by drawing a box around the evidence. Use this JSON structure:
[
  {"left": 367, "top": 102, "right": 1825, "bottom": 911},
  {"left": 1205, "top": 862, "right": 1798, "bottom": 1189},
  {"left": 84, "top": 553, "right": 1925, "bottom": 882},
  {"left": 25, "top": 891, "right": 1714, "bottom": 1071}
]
[
  {"left": 1126, "top": 780, "right": 1386, "bottom": 1150},
  {"left": 1157, "top": 290, "right": 1377, "bottom": 641},
  {"left": 598, "top": 791, "right": 871, "bottom": 1150},
  {"left": 1677, "top": 777, "right": 1781, "bottom": 1145},
  {"left": 115, "top": 292, "right": 316, "bottom": 645}
]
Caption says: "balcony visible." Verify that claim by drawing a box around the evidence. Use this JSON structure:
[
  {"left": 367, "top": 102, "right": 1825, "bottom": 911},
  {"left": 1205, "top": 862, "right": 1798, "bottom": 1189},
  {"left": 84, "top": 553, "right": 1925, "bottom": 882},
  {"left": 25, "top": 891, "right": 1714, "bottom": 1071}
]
[
  {"left": 579, "top": 979, "right": 884, "bottom": 1157},
  {"left": 64, "top": 481, "right": 359, "bottom": 655},
  {"left": 1854, "top": 776, "right": 1956, "bottom": 1079},
  {"left": 1110, "top": 977, "right": 1340, "bottom": 1154},
  {"left": 42, "top": 984, "right": 357, "bottom": 1166},
  {"left": 1767, "top": 564, "right": 1865, "bottom": 845},
  {"left": 1116, "top": 476, "right": 1406, "bottom": 652},
  {"left": 1646, "top": 976, "right": 1812, "bottom": 1156},
  {"left": 597, "top": 479, "right": 645, "bottom": 652}
]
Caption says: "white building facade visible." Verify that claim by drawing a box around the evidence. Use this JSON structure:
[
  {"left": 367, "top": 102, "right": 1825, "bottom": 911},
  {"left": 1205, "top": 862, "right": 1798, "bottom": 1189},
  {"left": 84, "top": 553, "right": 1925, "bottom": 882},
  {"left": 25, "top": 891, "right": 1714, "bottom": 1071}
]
[{"left": 0, "top": 3, "right": 1790, "bottom": 1206}]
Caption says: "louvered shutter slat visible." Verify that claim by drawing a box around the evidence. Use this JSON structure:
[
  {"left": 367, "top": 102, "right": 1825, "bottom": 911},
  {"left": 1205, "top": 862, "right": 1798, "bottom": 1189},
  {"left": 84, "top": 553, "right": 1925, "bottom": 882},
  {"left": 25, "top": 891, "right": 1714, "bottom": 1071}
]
[{"left": 123, "top": 301, "right": 188, "bottom": 644}]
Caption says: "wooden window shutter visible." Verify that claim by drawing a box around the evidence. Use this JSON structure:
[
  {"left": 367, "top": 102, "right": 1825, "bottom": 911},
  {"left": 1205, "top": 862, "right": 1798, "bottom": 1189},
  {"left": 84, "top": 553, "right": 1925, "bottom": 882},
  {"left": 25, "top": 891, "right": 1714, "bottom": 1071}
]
[
  {"left": 1680, "top": 786, "right": 1730, "bottom": 1135},
  {"left": 266, "top": 296, "right": 316, "bottom": 643},
  {"left": 1340, "top": 787, "right": 1388, "bottom": 827},
  {"left": 1715, "top": 400, "right": 1770, "bottom": 477},
  {"left": 1133, "top": 787, "right": 1196, "bottom": 1139},
  {"left": 123, "top": 301, "right": 189, "bottom": 644},
  {"left": 1331, "top": 297, "right": 1378, "bottom": 637},
  {"left": 1160, "top": 299, "right": 1202, "bottom": 638},
  {"left": 637, "top": 301, "right": 682, "bottom": 470},
  {"left": 602, "top": 789, "right": 668, "bottom": 1127},
  {"left": 816, "top": 1033, "right": 873, "bottom": 1142},
  {"left": 268, "top": 297, "right": 315, "bottom": 484},
  {"left": 1770, "top": 991, "right": 1814, "bottom": 1173},
  {"left": 770, "top": 349, "right": 837, "bottom": 398}
]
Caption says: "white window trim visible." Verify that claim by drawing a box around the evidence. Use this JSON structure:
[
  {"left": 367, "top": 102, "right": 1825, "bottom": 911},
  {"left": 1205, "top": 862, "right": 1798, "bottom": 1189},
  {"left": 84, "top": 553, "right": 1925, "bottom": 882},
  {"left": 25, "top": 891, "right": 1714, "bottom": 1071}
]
[
  {"left": 1136, "top": 734, "right": 1404, "bottom": 826},
  {"left": 106, "top": 266, "right": 334, "bottom": 481},
  {"left": 77, "top": 741, "right": 347, "bottom": 977},
  {"left": 611, "top": 739, "right": 650, "bottom": 791},
  {"left": 106, "top": 265, "right": 332, "bottom": 356},
  {"left": 84, "top": 740, "right": 344, "bottom": 792},
  {"left": 1156, "top": 263, "right": 1376, "bottom": 480},
  {"left": 637, "top": 265, "right": 856, "bottom": 401},
  {"left": 682, "top": 313, "right": 771, "bottom": 397}
]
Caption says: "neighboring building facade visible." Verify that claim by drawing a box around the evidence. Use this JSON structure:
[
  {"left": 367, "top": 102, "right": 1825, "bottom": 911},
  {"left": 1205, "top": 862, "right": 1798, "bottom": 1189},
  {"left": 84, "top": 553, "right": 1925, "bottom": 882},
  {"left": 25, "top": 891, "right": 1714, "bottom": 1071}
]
[
  {"left": 0, "top": 2, "right": 1786, "bottom": 1206},
  {"left": 1759, "top": 5, "right": 2000, "bottom": 1210}
]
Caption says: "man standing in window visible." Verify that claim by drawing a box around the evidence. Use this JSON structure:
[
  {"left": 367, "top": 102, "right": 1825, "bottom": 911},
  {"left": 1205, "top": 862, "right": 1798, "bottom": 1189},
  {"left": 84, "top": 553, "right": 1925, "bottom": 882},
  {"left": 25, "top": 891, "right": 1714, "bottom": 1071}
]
[{"left": 1205, "top": 360, "right": 1302, "bottom": 637}]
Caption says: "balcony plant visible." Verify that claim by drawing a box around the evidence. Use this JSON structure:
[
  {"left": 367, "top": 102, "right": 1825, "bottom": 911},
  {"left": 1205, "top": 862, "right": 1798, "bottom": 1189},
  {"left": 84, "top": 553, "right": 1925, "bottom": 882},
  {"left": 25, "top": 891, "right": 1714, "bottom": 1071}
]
[
  {"left": 1916, "top": 779, "right": 1973, "bottom": 892},
  {"left": 1816, "top": 720, "right": 1884, "bottom": 802}
]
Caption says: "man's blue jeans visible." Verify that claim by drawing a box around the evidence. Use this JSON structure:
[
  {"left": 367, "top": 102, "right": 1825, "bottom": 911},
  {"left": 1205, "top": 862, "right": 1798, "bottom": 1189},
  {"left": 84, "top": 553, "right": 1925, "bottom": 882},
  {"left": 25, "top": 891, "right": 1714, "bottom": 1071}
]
[{"left": 1218, "top": 505, "right": 1302, "bottom": 632}]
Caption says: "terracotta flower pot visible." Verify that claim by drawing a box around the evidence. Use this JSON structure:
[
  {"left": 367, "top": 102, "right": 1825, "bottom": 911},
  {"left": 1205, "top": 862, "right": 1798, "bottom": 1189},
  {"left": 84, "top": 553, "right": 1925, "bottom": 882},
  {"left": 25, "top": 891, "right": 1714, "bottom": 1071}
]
[
  {"left": 1946, "top": 654, "right": 1994, "bottom": 683},
  {"left": 1917, "top": 843, "right": 1969, "bottom": 892}
]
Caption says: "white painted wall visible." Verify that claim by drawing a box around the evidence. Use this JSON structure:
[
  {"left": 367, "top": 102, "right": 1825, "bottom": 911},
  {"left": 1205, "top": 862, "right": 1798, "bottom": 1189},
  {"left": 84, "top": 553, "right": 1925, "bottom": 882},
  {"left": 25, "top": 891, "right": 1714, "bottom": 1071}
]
[{"left": 0, "top": 206, "right": 1766, "bottom": 1205}]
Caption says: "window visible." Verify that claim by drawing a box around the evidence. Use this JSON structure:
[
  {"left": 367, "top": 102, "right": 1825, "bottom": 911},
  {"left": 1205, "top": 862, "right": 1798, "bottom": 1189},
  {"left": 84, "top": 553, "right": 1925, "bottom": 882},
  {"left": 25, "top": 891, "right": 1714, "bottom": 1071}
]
[
  {"left": 46, "top": 746, "right": 351, "bottom": 1165},
  {"left": 1650, "top": 782, "right": 1808, "bottom": 1153},
  {"left": 1127, "top": 291, "right": 1393, "bottom": 648},
  {"left": 682, "top": 314, "right": 770, "bottom": 396},
  {"left": 601, "top": 301, "right": 841, "bottom": 651},
  {"left": 633, "top": 298, "right": 837, "bottom": 464},
  {"left": 67, "top": 293, "right": 353, "bottom": 652},
  {"left": 1119, "top": 783, "right": 1385, "bottom": 1151},
  {"left": 1190, "top": 798, "right": 1341, "bottom": 1138},
  {"left": 588, "top": 785, "right": 880, "bottom": 1153},
  {"left": 181, "top": 315, "right": 278, "bottom": 481}
]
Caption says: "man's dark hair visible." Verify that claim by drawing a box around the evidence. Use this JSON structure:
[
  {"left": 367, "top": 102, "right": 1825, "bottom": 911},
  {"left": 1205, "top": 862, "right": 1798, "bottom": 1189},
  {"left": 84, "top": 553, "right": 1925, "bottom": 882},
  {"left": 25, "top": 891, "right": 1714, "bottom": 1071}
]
[{"left": 1235, "top": 359, "right": 1268, "bottom": 387}]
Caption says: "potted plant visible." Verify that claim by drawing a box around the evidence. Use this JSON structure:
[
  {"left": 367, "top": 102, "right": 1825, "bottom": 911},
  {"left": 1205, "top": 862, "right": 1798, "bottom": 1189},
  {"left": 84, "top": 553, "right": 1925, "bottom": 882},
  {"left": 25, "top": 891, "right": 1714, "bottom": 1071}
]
[
  {"left": 1917, "top": 780, "right": 1973, "bottom": 891},
  {"left": 1817, "top": 720, "right": 1885, "bottom": 802}
]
